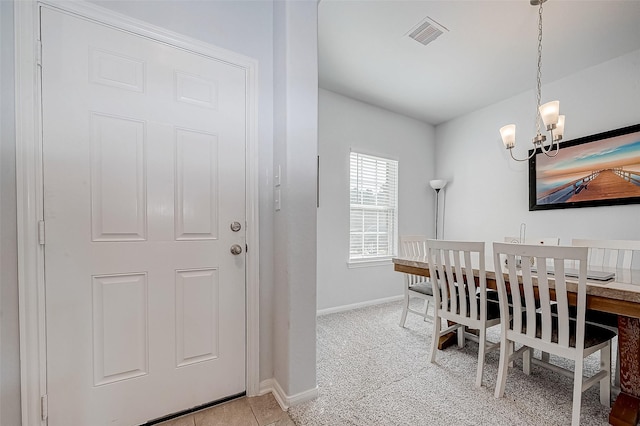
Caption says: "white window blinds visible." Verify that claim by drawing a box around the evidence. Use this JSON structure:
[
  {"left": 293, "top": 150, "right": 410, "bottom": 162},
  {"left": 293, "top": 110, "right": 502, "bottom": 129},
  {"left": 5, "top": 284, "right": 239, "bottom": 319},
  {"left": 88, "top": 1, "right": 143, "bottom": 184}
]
[{"left": 349, "top": 152, "right": 398, "bottom": 261}]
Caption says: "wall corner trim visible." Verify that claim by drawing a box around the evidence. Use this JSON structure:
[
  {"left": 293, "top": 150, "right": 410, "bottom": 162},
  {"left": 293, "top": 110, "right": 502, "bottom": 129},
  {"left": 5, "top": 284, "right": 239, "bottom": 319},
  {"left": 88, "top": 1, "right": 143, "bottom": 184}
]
[{"left": 259, "top": 378, "right": 319, "bottom": 410}]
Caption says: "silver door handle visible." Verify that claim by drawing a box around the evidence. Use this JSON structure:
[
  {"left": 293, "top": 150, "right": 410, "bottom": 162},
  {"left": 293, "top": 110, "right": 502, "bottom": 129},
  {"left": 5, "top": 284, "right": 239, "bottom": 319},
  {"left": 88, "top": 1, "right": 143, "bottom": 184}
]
[{"left": 230, "top": 244, "right": 243, "bottom": 255}]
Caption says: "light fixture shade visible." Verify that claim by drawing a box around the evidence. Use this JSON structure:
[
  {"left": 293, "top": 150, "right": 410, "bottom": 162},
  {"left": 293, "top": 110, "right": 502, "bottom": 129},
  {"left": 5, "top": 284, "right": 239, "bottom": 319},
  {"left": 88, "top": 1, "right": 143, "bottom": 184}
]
[
  {"left": 499, "top": 124, "right": 516, "bottom": 149},
  {"left": 553, "top": 115, "right": 565, "bottom": 141},
  {"left": 539, "top": 101, "right": 560, "bottom": 129},
  {"left": 429, "top": 179, "right": 447, "bottom": 190}
]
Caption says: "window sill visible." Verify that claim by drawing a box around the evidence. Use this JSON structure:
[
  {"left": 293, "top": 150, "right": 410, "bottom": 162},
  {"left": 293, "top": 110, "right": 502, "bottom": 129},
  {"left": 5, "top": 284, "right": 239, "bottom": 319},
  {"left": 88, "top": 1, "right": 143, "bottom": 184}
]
[{"left": 347, "top": 258, "right": 393, "bottom": 269}]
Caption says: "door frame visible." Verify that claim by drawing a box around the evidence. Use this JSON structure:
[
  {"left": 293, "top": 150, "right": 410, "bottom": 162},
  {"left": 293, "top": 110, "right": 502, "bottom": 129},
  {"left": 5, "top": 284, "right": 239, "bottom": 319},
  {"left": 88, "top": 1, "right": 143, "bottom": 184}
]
[{"left": 15, "top": 1, "right": 260, "bottom": 424}]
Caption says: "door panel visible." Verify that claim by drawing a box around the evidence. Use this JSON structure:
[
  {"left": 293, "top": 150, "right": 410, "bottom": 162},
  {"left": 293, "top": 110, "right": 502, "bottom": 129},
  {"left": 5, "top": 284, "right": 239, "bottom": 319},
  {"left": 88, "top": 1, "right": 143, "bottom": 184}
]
[{"left": 41, "top": 7, "right": 246, "bottom": 425}]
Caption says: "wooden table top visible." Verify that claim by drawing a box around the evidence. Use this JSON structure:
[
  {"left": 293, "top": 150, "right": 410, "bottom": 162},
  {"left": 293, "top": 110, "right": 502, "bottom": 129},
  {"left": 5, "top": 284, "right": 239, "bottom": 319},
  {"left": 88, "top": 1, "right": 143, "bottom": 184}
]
[{"left": 393, "top": 256, "right": 640, "bottom": 319}]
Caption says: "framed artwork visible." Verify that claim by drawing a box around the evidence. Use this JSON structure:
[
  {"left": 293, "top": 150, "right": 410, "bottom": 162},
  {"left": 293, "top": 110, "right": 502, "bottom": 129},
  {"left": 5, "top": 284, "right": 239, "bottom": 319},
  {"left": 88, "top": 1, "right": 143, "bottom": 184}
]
[{"left": 529, "top": 123, "right": 640, "bottom": 211}]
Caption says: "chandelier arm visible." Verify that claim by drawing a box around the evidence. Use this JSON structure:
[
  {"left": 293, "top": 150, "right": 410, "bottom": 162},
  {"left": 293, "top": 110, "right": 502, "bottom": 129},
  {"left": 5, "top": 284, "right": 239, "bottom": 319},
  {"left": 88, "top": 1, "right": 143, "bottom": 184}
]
[
  {"left": 543, "top": 130, "right": 560, "bottom": 157},
  {"left": 539, "top": 141, "right": 550, "bottom": 153},
  {"left": 509, "top": 147, "right": 536, "bottom": 162},
  {"left": 543, "top": 143, "right": 560, "bottom": 157}
]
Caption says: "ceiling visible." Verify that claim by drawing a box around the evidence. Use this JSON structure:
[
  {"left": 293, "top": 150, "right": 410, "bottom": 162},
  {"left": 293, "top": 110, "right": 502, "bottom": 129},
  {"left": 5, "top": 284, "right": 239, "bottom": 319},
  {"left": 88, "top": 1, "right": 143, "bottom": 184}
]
[{"left": 318, "top": 0, "right": 640, "bottom": 125}]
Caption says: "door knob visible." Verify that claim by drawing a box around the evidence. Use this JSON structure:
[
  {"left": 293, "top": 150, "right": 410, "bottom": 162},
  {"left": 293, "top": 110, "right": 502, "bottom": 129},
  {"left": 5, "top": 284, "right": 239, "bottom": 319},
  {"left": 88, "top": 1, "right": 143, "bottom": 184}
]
[{"left": 230, "top": 244, "right": 243, "bottom": 255}]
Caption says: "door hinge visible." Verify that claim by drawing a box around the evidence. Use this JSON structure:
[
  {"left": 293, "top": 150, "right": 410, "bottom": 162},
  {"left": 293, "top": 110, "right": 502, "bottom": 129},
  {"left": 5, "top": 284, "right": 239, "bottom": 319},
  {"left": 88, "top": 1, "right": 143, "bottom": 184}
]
[
  {"left": 41, "top": 394, "right": 48, "bottom": 421},
  {"left": 38, "top": 220, "right": 45, "bottom": 245},
  {"left": 36, "top": 40, "right": 43, "bottom": 67}
]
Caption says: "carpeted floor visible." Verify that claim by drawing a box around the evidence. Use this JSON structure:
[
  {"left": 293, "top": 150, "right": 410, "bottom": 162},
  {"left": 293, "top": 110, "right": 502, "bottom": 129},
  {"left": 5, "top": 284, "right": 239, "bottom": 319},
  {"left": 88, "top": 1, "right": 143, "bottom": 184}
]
[{"left": 288, "top": 300, "right": 614, "bottom": 425}]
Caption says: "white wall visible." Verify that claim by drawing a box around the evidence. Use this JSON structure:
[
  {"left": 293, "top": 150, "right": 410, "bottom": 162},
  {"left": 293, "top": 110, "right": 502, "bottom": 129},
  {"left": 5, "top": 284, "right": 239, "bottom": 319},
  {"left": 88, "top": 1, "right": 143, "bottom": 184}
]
[
  {"left": 273, "top": 0, "right": 318, "bottom": 399},
  {"left": 436, "top": 49, "right": 640, "bottom": 255},
  {"left": 1, "top": 2, "right": 21, "bottom": 425},
  {"left": 317, "top": 89, "right": 436, "bottom": 311}
]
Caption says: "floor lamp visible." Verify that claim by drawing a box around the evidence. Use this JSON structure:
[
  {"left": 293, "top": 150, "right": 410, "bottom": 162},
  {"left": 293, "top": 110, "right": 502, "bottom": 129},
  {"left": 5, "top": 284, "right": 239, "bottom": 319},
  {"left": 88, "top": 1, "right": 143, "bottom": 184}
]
[{"left": 429, "top": 179, "right": 447, "bottom": 239}]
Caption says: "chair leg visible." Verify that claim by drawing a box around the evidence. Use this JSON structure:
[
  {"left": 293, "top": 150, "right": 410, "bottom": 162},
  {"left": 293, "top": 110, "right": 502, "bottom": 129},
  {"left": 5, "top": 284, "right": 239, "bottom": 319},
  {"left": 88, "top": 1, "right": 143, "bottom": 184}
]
[
  {"left": 475, "top": 327, "right": 487, "bottom": 388},
  {"left": 457, "top": 326, "right": 465, "bottom": 348},
  {"left": 508, "top": 341, "right": 515, "bottom": 368},
  {"left": 600, "top": 342, "right": 612, "bottom": 407},
  {"left": 523, "top": 347, "right": 532, "bottom": 375},
  {"left": 541, "top": 351, "right": 550, "bottom": 363},
  {"left": 572, "top": 359, "right": 584, "bottom": 426},
  {"left": 495, "top": 337, "right": 510, "bottom": 398},
  {"left": 423, "top": 299, "right": 430, "bottom": 322},
  {"left": 399, "top": 293, "right": 410, "bottom": 327},
  {"left": 430, "top": 315, "right": 441, "bottom": 363}
]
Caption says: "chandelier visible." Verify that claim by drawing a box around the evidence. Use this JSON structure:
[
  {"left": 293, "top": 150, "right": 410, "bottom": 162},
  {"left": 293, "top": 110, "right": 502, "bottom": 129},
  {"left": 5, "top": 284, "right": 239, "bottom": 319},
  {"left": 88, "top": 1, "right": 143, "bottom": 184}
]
[{"left": 499, "top": 0, "right": 564, "bottom": 162}]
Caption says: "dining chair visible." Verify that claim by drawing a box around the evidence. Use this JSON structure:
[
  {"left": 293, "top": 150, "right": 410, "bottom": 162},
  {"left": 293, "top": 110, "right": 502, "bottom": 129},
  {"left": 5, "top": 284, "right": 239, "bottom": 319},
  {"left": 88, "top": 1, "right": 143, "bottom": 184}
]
[
  {"left": 502, "top": 236, "right": 560, "bottom": 268},
  {"left": 572, "top": 238, "right": 640, "bottom": 270},
  {"left": 493, "top": 242, "right": 616, "bottom": 426},
  {"left": 571, "top": 238, "right": 640, "bottom": 387},
  {"left": 427, "top": 239, "right": 501, "bottom": 388},
  {"left": 398, "top": 236, "right": 433, "bottom": 327},
  {"left": 501, "top": 236, "right": 560, "bottom": 363}
]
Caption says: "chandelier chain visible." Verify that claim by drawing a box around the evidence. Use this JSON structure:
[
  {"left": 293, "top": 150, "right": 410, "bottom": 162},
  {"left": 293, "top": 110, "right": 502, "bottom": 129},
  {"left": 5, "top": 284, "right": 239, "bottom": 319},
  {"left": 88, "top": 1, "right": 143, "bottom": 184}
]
[{"left": 535, "top": 0, "right": 544, "bottom": 135}]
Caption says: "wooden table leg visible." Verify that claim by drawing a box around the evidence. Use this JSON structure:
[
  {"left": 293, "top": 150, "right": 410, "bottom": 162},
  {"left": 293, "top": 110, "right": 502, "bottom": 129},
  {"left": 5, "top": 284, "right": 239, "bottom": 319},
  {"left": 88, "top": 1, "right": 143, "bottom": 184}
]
[
  {"left": 437, "top": 331, "right": 458, "bottom": 350},
  {"left": 437, "top": 323, "right": 479, "bottom": 350},
  {"left": 437, "top": 321, "right": 459, "bottom": 350},
  {"left": 609, "top": 316, "right": 640, "bottom": 426}
]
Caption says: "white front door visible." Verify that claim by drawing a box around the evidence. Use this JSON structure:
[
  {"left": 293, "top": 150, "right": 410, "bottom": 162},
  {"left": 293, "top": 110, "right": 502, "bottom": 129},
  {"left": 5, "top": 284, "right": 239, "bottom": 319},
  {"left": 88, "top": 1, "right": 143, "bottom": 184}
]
[{"left": 41, "top": 7, "right": 247, "bottom": 425}]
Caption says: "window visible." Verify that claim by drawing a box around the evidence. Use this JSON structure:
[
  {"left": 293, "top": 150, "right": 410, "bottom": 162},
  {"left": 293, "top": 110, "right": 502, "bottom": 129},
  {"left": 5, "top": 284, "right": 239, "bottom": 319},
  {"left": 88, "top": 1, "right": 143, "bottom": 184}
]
[{"left": 349, "top": 151, "right": 398, "bottom": 263}]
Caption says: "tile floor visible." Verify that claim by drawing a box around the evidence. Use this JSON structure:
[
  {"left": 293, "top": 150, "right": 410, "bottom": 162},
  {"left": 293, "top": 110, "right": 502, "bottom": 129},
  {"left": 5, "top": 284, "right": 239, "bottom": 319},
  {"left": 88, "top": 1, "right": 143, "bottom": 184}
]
[{"left": 157, "top": 393, "right": 295, "bottom": 426}]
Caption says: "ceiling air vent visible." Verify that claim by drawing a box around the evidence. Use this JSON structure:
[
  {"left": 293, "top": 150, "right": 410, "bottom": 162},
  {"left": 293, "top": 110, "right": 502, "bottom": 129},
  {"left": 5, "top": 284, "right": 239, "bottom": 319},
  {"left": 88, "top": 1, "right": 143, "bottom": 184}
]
[{"left": 407, "top": 16, "right": 449, "bottom": 46}]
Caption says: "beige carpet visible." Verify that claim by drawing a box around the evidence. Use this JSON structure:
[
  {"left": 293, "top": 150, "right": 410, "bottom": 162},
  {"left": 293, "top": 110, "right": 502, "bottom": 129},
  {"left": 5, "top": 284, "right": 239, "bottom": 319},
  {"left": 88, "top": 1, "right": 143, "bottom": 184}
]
[{"left": 288, "top": 300, "right": 613, "bottom": 425}]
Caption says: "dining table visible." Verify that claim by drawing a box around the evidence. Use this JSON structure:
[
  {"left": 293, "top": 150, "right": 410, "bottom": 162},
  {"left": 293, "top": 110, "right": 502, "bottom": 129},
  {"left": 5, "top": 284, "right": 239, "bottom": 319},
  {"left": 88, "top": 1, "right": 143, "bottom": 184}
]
[{"left": 393, "top": 255, "right": 640, "bottom": 426}]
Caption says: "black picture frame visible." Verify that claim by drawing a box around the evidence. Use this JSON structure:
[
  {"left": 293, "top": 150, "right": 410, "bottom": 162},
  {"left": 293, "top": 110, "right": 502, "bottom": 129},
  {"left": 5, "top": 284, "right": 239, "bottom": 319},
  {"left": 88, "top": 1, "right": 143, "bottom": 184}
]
[{"left": 529, "top": 123, "right": 640, "bottom": 211}]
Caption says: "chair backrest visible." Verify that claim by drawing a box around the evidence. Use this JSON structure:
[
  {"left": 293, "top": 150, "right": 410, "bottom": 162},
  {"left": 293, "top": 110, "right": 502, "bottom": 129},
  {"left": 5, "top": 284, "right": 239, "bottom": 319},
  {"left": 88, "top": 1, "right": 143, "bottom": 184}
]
[
  {"left": 400, "top": 235, "right": 428, "bottom": 258},
  {"left": 493, "top": 242, "right": 589, "bottom": 354},
  {"left": 400, "top": 236, "right": 429, "bottom": 286},
  {"left": 502, "top": 237, "right": 560, "bottom": 269},
  {"left": 503, "top": 236, "right": 560, "bottom": 246},
  {"left": 572, "top": 238, "right": 640, "bottom": 270},
  {"left": 427, "top": 240, "right": 486, "bottom": 322}
]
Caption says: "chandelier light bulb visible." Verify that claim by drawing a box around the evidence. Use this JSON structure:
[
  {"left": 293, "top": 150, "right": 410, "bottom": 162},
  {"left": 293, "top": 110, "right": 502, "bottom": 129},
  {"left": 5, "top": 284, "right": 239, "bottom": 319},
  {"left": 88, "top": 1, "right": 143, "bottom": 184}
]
[
  {"left": 539, "top": 100, "right": 560, "bottom": 130},
  {"left": 500, "top": 124, "right": 516, "bottom": 149},
  {"left": 553, "top": 115, "right": 565, "bottom": 142}
]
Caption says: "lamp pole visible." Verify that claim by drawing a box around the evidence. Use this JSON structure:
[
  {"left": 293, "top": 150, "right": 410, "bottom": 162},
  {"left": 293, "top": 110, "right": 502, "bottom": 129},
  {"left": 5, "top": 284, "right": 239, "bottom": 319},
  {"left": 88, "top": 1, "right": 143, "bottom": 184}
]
[
  {"left": 434, "top": 188, "right": 441, "bottom": 239},
  {"left": 429, "top": 179, "right": 447, "bottom": 240}
]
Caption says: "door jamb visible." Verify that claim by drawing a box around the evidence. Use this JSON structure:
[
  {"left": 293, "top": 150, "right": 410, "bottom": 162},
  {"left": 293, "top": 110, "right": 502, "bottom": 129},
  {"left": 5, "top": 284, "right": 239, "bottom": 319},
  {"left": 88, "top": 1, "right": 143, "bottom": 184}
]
[{"left": 15, "top": 1, "right": 260, "bottom": 424}]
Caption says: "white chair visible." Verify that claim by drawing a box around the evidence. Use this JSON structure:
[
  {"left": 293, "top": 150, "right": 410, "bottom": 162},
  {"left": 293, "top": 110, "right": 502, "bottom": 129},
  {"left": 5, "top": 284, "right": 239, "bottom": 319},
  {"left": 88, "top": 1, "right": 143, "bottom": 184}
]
[
  {"left": 502, "top": 236, "right": 560, "bottom": 269},
  {"left": 572, "top": 238, "right": 640, "bottom": 270},
  {"left": 502, "top": 236, "right": 559, "bottom": 363},
  {"left": 571, "top": 238, "right": 640, "bottom": 387},
  {"left": 493, "top": 242, "right": 615, "bottom": 426},
  {"left": 427, "top": 239, "right": 501, "bottom": 388},
  {"left": 399, "top": 236, "right": 434, "bottom": 327}
]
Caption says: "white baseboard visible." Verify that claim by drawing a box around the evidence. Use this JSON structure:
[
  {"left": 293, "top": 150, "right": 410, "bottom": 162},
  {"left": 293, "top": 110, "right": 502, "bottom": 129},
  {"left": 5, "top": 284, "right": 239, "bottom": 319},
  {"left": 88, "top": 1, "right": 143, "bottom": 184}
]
[
  {"left": 316, "top": 294, "right": 403, "bottom": 316},
  {"left": 259, "top": 378, "right": 319, "bottom": 410}
]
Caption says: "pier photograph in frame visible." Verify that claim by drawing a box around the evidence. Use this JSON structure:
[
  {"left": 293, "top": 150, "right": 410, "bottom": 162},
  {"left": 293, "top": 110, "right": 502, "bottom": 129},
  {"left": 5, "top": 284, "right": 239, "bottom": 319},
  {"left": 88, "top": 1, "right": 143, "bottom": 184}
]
[{"left": 529, "top": 123, "right": 640, "bottom": 211}]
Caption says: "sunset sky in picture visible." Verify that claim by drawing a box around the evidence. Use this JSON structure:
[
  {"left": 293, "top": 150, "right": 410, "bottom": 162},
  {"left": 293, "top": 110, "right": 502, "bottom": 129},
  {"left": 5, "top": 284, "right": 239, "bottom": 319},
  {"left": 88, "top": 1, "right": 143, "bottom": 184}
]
[{"left": 536, "top": 132, "right": 640, "bottom": 179}]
